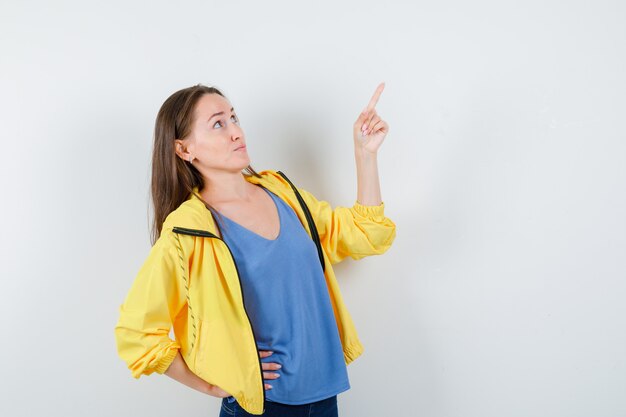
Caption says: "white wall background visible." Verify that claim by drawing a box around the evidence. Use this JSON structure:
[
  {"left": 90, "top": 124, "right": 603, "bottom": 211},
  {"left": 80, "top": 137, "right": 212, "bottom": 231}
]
[{"left": 1, "top": 1, "right": 624, "bottom": 416}]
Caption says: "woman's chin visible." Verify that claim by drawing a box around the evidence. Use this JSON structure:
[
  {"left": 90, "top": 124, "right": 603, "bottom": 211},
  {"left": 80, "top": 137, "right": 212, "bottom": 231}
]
[
  {"left": 238, "top": 155, "right": 251, "bottom": 166},
  {"left": 237, "top": 158, "right": 252, "bottom": 170}
]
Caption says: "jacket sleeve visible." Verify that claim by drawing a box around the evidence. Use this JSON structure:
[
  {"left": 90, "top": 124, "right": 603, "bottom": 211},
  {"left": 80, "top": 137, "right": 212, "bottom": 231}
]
[
  {"left": 114, "top": 230, "right": 186, "bottom": 378},
  {"left": 297, "top": 187, "right": 397, "bottom": 264}
]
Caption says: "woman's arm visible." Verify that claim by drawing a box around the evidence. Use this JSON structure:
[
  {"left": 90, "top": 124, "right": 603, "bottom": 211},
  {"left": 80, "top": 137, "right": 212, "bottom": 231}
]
[
  {"left": 271, "top": 83, "right": 395, "bottom": 265},
  {"left": 114, "top": 232, "right": 186, "bottom": 379},
  {"left": 295, "top": 86, "right": 395, "bottom": 263},
  {"left": 353, "top": 82, "right": 388, "bottom": 206}
]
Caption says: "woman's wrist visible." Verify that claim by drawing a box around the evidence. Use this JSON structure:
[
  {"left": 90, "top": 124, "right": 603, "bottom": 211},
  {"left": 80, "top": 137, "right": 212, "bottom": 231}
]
[
  {"left": 198, "top": 380, "right": 215, "bottom": 396},
  {"left": 354, "top": 147, "right": 377, "bottom": 166},
  {"left": 184, "top": 371, "right": 222, "bottom": 397},
  {"left": 353, "top": 137, "right": 378, "bottom": 157}
]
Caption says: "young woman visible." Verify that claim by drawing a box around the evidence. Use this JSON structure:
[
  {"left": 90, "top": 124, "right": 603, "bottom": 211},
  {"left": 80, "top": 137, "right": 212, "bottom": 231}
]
[{"left": 114, "top": 83, "right": 396, "bottom": 416}]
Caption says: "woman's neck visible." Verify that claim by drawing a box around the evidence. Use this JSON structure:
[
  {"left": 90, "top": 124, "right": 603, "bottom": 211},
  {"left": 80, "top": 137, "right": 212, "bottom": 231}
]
[{"left": 200, "top": 171, "right": 256, "bottom": 205}]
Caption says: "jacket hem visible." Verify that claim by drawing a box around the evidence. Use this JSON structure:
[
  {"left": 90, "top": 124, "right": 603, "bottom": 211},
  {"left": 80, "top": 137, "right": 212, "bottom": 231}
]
[{"left": 235, "top": 397, "right": 264, "bottom": 415}]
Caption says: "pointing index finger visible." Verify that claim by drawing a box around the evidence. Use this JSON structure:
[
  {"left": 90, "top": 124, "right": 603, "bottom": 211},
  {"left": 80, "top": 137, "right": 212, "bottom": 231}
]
[{"left": 365, "top": 82, "right": 385, "bottom": 111}]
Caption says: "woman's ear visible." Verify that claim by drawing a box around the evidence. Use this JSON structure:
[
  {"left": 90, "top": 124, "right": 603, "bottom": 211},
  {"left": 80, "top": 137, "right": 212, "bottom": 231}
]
[{"left": 174, "top": 139, "right": 193, "bottom": 162}]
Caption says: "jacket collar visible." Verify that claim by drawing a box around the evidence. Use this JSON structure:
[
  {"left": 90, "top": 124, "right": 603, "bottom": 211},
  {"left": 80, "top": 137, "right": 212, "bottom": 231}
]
[{"left": 161, "top": 170, "right": 291, "bottom": 235}]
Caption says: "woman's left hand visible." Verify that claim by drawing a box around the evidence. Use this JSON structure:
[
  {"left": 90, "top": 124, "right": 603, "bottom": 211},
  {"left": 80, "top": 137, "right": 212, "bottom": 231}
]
[{"left": 353, "top": 82, "right": 389, "bottom": 154}]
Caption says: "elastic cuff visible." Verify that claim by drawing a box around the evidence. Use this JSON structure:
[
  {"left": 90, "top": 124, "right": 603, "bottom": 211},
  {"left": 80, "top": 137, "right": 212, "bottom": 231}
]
[
  {"left": 353, "top": 200, "right": 385, "bottom": 219},
  {"left": 343, "top": 342, "right": 364, "bottom": 365},
  {"left": 155, "top": 345, "right": 180, "bottom": 374}
]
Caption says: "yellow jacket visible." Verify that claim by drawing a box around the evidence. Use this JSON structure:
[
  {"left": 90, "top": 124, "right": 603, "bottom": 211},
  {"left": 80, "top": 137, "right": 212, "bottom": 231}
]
[{"left": 114, "top": 169, "right": 396, "bottom": 415}]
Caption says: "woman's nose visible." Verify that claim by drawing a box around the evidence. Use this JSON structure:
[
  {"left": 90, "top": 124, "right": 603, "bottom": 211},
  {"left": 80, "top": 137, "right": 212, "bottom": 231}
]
[{"left": 230, "top": 126, "right": 242, "bottom": 141}]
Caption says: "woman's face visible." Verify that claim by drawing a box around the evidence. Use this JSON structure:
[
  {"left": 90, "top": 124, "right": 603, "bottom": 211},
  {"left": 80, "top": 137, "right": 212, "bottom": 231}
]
[{"left": 176, "top": 93, "right": 250, "bottom": 173}]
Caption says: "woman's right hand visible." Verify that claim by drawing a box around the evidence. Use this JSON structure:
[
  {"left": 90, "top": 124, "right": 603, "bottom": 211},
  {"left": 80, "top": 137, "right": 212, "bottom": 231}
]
[
  {"left": 259, "top": 350, "right": 281, "bottom": 390},
  {"left": 209, "top": 350, "right": 281, "bottom": 397}
]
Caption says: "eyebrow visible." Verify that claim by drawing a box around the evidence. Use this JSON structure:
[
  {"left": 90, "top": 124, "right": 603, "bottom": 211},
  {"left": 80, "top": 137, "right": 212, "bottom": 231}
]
[{"left": 209, "top": 107, "right": 235, "bottom": 121}]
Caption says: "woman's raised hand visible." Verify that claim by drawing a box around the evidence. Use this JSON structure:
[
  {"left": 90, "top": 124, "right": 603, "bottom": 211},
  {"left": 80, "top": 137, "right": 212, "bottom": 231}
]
[
  {"left": 259, "top": 350, "right": 281, "bottom": 390},
  {"left": 353, "top": 82, "right": 389, "bottom": 154}
]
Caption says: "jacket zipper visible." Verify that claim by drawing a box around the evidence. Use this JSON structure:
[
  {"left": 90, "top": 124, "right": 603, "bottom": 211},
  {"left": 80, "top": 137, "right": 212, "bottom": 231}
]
[{"left": 171, "top": 226, "right": 266, "bottom": 408}]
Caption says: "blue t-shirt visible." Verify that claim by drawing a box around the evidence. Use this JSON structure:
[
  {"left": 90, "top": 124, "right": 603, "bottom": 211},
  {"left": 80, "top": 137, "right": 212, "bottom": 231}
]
[{"left": 211, "top": 185, "right": 350, "bottom": 405}]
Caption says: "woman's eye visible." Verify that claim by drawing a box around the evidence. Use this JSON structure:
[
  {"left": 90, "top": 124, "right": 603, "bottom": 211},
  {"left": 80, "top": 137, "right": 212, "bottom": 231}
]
[{"left": 213, "top": 116, "right": 238, "bottom": 129}]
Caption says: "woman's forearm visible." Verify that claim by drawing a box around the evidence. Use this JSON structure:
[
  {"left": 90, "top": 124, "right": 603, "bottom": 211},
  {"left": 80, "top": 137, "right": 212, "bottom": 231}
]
[
  {"left": 354, "top": 148, "right": 382, "bottom": 206},
  {"left": 164, "top": 351, "right": 213, "bottom": 395}
]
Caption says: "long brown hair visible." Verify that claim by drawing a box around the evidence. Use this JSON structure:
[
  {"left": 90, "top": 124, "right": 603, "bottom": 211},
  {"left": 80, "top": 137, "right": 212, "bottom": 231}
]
[{"left": 150, "top": 84, "right": 261, "bottom": 244}]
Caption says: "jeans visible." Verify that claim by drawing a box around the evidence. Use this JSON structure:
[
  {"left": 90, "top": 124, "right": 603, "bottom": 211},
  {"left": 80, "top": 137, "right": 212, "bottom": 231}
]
[{"left": 219, "top": 395, "right": 338, "bottom": 417}]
